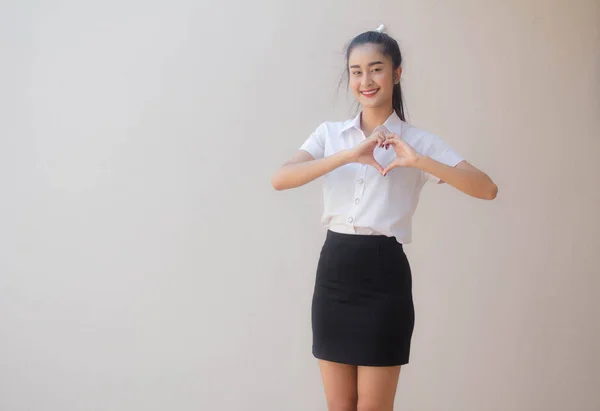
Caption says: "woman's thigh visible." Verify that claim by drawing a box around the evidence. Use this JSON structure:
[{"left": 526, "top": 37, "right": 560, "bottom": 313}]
[
  {"left": 356, "top": 365, "right": 402, "bottom": 411},
  {"left": 318, "top": 359, "right": 358, "bottom": 411}
]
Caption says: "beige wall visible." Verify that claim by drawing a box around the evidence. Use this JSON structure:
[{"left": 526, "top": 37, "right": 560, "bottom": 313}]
[{"left": 1, "top": 0, "right": 599, "bottom": 410}]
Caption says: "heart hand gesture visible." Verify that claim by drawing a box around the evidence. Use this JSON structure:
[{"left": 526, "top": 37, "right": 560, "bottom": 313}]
[
  {"left": 348, "top": 131, "right": 387, "bottom": 174},
  {"left": 382, "top": 134, "right": 422, "bottom": 176}
]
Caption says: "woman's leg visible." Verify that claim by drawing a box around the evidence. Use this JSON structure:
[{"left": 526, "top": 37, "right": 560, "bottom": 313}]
[
  {"left": 356, "top": 365, "right": 402, "bottom": 411},
  {"left": 318, "top": 359, "right": 359, "bottom": 411}
]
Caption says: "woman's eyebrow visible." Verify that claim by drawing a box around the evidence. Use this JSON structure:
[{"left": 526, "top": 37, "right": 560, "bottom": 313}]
[{"left": 349, "top": 61, "right": 384, "bottom": 69}]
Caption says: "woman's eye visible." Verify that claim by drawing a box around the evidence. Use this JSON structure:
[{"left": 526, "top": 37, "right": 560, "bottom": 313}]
[{"left": 353, "top": 71, "right": 361, "bottom": 76}]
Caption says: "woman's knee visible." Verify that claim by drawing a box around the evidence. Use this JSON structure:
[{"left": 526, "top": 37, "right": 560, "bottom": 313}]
[
  {"left": 357, "top": 403, "right": 392, "bottom": 411},
  {"left": 327, "top": 397, "right": 358, "bottom": 411}
]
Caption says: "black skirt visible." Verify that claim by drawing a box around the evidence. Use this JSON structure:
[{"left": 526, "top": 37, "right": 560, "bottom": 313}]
[{"left": 311, "top": 230, "right": 415, "bottom": 366}]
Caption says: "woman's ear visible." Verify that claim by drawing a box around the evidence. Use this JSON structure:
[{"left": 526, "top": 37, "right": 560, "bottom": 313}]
[{"left": 394, "top": 67, "right": 403, "bottom": 84}]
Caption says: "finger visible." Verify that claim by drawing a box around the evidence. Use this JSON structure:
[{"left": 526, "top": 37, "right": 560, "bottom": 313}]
[
  {"left": 364, "top": 137, "right": 379, "bottom": 149},
  {"left": 384, "top": 134, "right": 396, "bottom": 146},
  {"left": 373, "top": 137, "right": 384, "bottom": 148},
  {"left": 384, "top": 138, "right": 397, "bottom": 149},
  {"left": 372, "top": 132, "right": 385, "bottom": 147}
]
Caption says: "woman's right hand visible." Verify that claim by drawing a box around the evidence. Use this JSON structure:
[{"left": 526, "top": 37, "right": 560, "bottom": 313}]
[
  {"left": 348, "top": 131, "right": 387, "bottom": 174},
  {"left": 271, "top": 131, "right": 386, "bottom": 191}
]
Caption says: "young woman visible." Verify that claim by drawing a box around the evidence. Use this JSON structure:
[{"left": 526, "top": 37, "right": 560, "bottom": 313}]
[{"left": 271, "top": 25, "right": 497, "bottom": 411}]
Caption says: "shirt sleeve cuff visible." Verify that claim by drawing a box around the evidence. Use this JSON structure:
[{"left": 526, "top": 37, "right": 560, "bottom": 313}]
[
  {"left": 299, "top": 141, "right": 323, "bottom": 160},
  {"left": 424, "top": 151, "right": 464, "bottom": 183}
]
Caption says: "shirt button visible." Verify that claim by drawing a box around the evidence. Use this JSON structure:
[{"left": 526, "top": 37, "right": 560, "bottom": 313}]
[
  {"left": 355, "top": 198, "right": 360, "bottom": 204},
  {"left": 347, "top": 217, "right": 354, "bottom": 223},
  {"left": 357, "top": 179, "right": 364, "bottom": 184}
]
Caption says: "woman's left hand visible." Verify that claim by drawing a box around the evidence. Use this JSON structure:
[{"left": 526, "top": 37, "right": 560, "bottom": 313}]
[{"left": 382, "top": 135, "right": 422, "bottom": 176}]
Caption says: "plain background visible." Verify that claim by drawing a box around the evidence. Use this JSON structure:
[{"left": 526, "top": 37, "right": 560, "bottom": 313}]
[{"left": 1, "top": 0, "right": 599, "bottom": 410}]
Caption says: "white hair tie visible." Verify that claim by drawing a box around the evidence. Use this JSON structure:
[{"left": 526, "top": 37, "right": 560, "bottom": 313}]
[{"left": 375, "top": 24, "right": 386, "bottom": 33}]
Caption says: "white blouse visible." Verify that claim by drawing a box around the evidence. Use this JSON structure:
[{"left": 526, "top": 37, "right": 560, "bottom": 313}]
[{"left": 300, "top": 111, "right": 464, "bottom": 244}]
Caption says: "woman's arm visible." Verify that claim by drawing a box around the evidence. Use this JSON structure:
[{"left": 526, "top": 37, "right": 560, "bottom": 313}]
[
  {"left": 271, "top": 149, "right": 353, "bottom": 191},
  {"left": 416, "top": 157, "right": 498, "bottom": 200},
  {"left": 271, "top": 132, "right": 387, "bottom": 191},
  {"left": 382, "top": 136, "right": 498, "bottom": 200}
]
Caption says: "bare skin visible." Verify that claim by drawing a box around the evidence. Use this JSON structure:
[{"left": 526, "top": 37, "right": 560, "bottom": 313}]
[{"left": 319, "top": 360, "right": 401, "bottom": 411}]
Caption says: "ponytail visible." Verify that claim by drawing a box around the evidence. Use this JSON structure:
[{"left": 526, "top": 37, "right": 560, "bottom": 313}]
[{"left": 392, "top": 82, "right": 406, "bottom": 121}]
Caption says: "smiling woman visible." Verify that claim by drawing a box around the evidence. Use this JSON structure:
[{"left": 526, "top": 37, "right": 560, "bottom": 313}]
[
  {"left": 271, "top": 24, "right": 497, "bottom": 411},
  {"left": 345, "top": 31, "right": 406, "bottom": 130}
]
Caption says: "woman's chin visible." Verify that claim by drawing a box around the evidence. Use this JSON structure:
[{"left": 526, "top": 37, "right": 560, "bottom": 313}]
[{"left": 360, "top": 98, "right": 386, "bottom": 109}]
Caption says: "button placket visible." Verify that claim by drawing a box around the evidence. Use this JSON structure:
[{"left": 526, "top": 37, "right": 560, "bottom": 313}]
[{"left": 347, "top": 167, "right": 368, "bottom": 228}]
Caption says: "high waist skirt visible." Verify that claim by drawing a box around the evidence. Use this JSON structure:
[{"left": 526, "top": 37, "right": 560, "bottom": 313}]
[{"left": 311, "top": 230, "right": 415, "bottom": 366}]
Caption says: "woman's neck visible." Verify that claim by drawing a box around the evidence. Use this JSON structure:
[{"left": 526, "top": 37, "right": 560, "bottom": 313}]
[{"left": 360, "top": 106, "right": 394, "bottom": 137}]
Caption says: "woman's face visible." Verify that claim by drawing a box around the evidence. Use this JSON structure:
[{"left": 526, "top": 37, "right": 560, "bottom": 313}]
[{"left": 348, "top": 43, "right": 401, "bottom": 111}]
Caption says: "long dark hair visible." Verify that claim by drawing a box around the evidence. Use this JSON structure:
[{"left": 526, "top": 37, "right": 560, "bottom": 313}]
[{"left": 342, "top": 30, "right": 407, "bottom": 121}]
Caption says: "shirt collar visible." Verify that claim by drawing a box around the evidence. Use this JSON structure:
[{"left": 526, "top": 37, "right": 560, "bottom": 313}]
[
  {"left": 341, "top": 112, "right": 362, "bottom": 133},
  {"left": 341, "top": 111, "right": 404, "bottom": 136}
]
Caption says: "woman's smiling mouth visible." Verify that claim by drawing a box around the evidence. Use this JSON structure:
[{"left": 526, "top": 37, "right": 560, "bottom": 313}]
[{"left": 360, "top": 88, "right": 379, "bottom": 98}]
